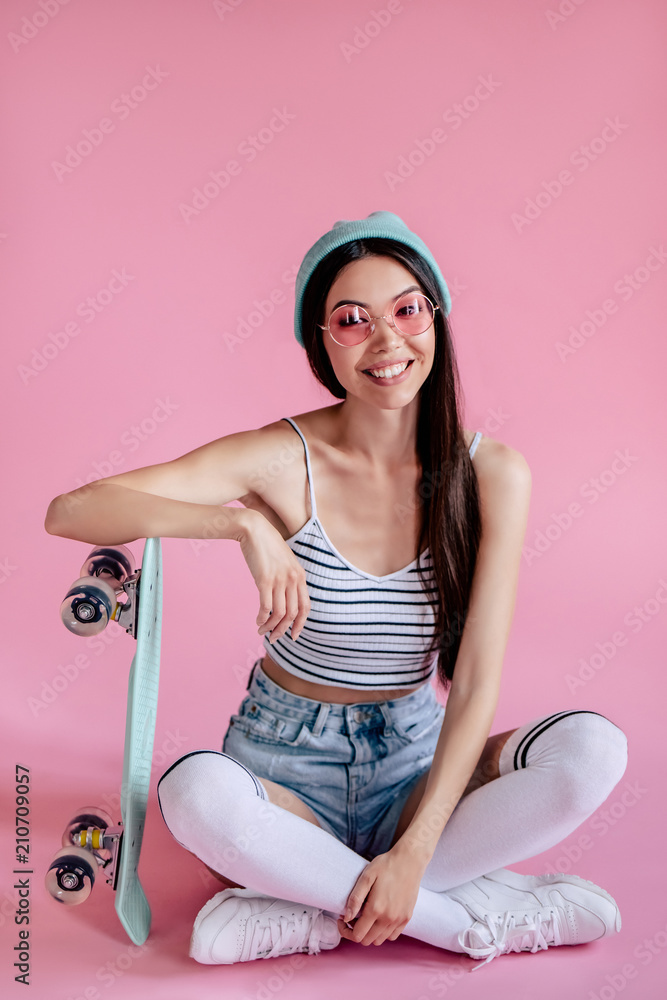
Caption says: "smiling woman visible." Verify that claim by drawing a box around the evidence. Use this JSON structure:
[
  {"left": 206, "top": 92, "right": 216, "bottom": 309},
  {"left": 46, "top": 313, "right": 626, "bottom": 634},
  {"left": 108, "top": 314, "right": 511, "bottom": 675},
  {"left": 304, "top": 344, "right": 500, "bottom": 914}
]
[
  {"left": 299, "top": 235, "right": 480, "bottom": 693},
  {"left": 157, "top": 214, "right": 627, "bottom": 968},
  {"left": 47, "top": 210, "right": 629, "bottom": 970}
]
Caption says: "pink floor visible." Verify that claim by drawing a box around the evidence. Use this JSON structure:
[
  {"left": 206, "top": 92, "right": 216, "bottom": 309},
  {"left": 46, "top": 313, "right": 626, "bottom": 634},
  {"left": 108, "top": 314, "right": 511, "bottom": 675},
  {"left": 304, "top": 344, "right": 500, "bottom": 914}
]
[{"left": 2, "top": 715, "right": 663, "bottom": 1000}]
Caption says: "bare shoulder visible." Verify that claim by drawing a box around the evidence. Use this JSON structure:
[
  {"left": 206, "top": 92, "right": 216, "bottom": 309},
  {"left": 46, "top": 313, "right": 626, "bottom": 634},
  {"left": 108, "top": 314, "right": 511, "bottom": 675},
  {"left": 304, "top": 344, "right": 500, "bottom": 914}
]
[
  {"left": 276, "top": 403, "right": 340, "bottom": 438},
  {"left": 466, "top": 430, "right": 532, "bottom": 527},
  {"left": 253, "top": 404, "right": 335, "bottom": 457},
  {"left": 242, "top": 405, "right": 336, "bottom": 497},
  {"left": 467, "top": 430, "right": 530, "bottom": 478}
]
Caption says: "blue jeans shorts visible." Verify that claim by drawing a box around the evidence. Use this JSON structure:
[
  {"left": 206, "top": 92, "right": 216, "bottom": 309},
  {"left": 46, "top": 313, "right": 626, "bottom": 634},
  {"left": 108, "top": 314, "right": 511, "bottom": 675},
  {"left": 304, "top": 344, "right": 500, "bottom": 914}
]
[{"left": 221, "top": 658, "right": 446, "bottom": 862}]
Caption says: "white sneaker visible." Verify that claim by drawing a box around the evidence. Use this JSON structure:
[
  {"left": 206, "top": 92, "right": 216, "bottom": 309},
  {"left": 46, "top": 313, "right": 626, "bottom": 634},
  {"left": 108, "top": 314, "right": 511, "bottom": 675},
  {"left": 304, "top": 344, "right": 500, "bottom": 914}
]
[
  {"left": 446, "top": 868, "right": 621, "bottom": 971},
  {"left": 189, "top": 888, "right": 342, "bottom": 964}
]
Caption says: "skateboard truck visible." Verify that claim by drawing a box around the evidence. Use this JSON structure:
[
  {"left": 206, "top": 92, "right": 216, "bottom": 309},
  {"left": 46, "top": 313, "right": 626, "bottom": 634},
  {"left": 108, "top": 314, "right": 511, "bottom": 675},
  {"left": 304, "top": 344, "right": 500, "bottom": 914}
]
[
  {"left": 45, "top": 809, "right": 124, "bottom": 904},
  {"left": 60, "top": 544, "right": 141, "bottom": 638},
  {"left": 73, "top": 819, "right": 125, "bottom": 890}
]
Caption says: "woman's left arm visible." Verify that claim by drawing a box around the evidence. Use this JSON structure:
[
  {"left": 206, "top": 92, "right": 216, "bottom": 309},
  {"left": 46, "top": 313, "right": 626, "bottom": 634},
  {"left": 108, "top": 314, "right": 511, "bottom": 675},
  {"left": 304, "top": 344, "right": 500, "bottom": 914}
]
[
  {"left": 339, "top": 440, "right": 532, "bottom": 944},
  {"left": 393, "top": 439, "right": 532, "bottom": 865}
]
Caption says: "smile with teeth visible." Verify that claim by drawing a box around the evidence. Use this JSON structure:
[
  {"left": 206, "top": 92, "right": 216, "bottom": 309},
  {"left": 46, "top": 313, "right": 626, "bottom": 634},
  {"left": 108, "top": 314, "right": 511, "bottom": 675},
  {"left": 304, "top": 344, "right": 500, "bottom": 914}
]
[{"left": 364, "top": 360, "right": 412, "bottom": 379}]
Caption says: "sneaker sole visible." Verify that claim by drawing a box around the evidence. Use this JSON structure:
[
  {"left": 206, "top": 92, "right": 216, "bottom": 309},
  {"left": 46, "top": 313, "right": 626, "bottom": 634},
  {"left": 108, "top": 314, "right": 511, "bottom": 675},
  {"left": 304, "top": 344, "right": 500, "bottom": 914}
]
[{"left": 483, "top": 869, "right": 622, "bottom": 934}]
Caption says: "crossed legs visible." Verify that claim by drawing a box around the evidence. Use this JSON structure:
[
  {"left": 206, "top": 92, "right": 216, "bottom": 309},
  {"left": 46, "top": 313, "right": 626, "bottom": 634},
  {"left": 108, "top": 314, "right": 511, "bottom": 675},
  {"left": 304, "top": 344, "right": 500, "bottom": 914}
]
[
  {"left": 207, "top": 725, "right": 517, "bottom": 891},
  {"left": 158, "top": 709, "right": 628, "bottom": 953}
]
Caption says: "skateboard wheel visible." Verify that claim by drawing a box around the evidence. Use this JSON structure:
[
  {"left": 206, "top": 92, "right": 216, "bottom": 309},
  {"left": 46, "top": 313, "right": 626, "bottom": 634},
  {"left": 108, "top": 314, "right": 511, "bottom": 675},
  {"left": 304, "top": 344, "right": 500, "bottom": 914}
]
[
  {"left": 45, "top": 847, "right": 96, "bottom": 905},
  {"left": 62, "top": 808, "right": 113, "bottom": 848},
  {"left": 60, "top": 577, "right": 117, "bottom": 636},
  {"left": 80, "top": 545, "right": 135, "bottom": 586}
]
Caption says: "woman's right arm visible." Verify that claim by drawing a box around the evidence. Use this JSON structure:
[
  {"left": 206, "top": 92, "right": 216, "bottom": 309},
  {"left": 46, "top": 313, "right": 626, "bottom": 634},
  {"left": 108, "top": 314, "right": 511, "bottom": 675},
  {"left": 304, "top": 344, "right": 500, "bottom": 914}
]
[
  {"left": 44, "top": 481, "right": 253, "bottom": 546},
  {"left": 44, "top": 427, "right": 267, "bottom": 545},
  {"left": 44, "top": 425, "right": 311, "bottom": 642}
]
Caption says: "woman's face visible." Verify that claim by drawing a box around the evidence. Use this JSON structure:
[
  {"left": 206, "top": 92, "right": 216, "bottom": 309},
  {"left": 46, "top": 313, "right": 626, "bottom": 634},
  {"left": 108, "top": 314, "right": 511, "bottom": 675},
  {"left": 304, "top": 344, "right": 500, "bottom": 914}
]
[{"left": 321, "top": 256, "right": 436, "bottom": 408}]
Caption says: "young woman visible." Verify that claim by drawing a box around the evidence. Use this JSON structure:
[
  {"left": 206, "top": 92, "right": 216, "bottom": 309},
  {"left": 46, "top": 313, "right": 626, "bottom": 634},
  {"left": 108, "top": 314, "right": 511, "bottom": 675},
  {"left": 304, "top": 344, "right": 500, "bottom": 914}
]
[{"left": 45, "top": 211, "right": 628, "bottom": 971}]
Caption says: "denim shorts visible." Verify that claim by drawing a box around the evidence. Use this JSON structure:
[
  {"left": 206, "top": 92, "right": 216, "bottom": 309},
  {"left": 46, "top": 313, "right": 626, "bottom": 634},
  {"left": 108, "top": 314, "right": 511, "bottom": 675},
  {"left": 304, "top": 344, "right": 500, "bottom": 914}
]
[{"left": 221, "top": 658, "right": 446, "bottom": 862}]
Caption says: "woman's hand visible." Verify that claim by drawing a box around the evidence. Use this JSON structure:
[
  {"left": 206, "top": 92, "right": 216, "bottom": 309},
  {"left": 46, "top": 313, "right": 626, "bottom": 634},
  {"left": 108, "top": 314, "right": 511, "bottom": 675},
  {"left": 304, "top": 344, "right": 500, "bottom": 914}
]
[
  {"left": 238, "top": 511, "right": 311, "bottom": 642},
  {"left": 337, "top": 848, "right": 427, "bottom": 947}
]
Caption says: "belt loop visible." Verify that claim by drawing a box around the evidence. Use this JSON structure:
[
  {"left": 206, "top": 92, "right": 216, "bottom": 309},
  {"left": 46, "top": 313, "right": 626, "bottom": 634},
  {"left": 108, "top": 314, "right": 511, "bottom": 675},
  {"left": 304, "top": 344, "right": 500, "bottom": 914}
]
[
  {"left": 378, "top": 701, "right": 394, "bottom": 733},
  {"left": 311, "top": 702, "right": 330, "bottom": 737},
  {"left": 246, "top": 657, "right": 261, "bottom": 691}
]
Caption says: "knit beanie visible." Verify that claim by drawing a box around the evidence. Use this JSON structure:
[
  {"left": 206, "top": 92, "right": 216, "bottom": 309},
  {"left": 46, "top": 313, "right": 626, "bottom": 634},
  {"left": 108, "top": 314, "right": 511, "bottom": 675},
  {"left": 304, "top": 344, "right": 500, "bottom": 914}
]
[{"left": 293, "top": 210, "right": 452, "bottom": 348}]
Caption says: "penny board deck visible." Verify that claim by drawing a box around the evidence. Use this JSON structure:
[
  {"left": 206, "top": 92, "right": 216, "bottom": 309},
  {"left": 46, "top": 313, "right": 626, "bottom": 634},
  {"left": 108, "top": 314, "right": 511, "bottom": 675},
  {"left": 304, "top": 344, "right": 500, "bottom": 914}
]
[{"left": 114, "top": 536, "right": 162, "bottom": 945}]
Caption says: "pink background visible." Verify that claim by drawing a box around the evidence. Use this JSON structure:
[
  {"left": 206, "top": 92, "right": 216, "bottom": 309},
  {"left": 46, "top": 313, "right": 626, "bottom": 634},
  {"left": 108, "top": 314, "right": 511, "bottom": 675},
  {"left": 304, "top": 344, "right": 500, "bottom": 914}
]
[{"left": 1, "top": 0, "right": 665, "bottom": 997}]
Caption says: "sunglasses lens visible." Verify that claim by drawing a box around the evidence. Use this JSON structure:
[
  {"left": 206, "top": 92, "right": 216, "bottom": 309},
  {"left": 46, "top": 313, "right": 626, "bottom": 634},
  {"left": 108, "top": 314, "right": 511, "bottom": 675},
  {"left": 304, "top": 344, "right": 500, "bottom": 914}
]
[
  {"left": 393, "top": 293, "right": 434, "bottom": 336},
  {"left": 328, "top": 304, "right": 371, "bottom": 346}
]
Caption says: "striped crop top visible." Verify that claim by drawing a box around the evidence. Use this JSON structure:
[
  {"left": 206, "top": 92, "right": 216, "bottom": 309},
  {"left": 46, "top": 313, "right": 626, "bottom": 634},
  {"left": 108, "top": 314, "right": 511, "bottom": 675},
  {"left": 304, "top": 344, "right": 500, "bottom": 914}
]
[{"left": 263, "top": 418, "right": 483, "bottom": 691}]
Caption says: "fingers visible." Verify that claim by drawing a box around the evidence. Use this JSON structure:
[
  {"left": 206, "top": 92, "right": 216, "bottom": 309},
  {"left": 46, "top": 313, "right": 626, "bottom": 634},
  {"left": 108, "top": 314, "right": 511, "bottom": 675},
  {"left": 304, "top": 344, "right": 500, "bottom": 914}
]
[
  {"left": 258, "top": 586, "right": 296, "bottom": 643},
  {"left": 257, "top": 575, "right": 310, "bottom": 642},
  {"left": 388, "top": 924, "right": 407, "bottom": 942},
  {"left": 352, "top": 904, "right": 400, "bottom": 947},
  {"left": 343, "top": 888, "right": 372, "bottom": 923},
  {"left": 343, "top": 873, "right": 370, "bottom": 924},
  {"left": 338, "top": 908, "right": 405, "bottom": 947},
  {"left": 345, "top": 906, "right": 376, "bottom": 945},
  {"left": 340, "top": 880, "right": 380, "bottom": 946},
  {"left": 290, "top": 577, "right": 310, "bottom": 641},
  {"left": 338, "top": 870, "right": 409, "bottom": 947}
]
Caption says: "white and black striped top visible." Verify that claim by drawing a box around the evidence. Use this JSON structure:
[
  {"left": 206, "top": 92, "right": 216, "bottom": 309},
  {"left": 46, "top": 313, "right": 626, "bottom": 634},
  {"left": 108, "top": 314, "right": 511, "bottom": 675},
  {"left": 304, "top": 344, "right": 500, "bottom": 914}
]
[{"left": 263, "top": 417, "right": 483, "bottom": 691}]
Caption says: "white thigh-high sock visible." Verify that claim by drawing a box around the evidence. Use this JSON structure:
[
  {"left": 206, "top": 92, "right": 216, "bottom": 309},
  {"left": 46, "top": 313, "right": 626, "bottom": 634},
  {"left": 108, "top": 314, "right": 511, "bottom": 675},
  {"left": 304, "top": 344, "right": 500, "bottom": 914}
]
[
  {"left": 157, "top": 750, "right": 471, "bottom": 953},
  {"left": 420, "top": 709, "right": 628, "bottom": 892},
  {"left": 157, "top": 709, "right": 628, "bottom": 952}
]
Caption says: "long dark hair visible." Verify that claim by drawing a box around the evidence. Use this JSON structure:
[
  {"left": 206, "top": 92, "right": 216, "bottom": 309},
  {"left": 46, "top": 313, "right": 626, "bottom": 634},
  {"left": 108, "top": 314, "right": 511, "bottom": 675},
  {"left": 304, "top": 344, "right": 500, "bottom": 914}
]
[{"left": 300, "top": 238, "right": 482, "bottom": 691}]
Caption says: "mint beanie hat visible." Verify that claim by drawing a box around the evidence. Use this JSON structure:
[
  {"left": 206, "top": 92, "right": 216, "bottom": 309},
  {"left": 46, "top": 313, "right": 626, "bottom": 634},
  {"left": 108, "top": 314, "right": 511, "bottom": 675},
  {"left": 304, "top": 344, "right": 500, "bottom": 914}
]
[{"left": 293, "top": 210, "right": 452, "bottom": 348}]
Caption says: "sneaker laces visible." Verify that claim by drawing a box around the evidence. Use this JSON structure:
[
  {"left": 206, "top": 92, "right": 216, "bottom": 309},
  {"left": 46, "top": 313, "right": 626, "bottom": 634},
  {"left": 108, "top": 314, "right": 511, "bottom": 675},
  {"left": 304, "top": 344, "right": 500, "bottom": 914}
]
[
  {"left": 244, "top": 907, "right": 327, "bottom": 961},
  {"left": 460, "top": 908, "right": 561, "bottom": 972}
]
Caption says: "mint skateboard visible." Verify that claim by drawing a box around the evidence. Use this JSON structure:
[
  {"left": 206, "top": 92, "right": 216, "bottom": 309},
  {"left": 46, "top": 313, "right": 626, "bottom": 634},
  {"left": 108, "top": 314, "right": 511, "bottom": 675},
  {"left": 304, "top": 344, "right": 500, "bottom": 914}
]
[{"left": 45, "top": 537, "right": 163, "bottom": 945}]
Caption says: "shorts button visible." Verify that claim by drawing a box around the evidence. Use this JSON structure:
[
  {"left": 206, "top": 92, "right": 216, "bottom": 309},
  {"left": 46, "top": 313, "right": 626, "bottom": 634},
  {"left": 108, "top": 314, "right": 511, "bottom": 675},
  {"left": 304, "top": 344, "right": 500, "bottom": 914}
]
[{"left": 354, "top": 710, "right": 365, "bottom": 722}]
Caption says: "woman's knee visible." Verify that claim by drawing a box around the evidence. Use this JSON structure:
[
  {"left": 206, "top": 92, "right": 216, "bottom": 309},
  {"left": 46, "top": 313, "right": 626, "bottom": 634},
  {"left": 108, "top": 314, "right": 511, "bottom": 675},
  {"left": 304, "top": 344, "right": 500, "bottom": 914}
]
[
  {"left": 157, "top": 750, "right": 261, "bottom": 840},
  {"left": 557, "top": 711, "right": 629, "bottom": 813}
]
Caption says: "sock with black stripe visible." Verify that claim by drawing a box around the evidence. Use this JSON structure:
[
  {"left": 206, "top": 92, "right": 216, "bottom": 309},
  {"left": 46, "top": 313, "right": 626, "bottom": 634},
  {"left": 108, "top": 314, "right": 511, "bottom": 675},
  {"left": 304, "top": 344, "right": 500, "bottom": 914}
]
[
  {"left": 419, "top": 709, "right": 628, "bottom": 892},
  {"left": 158, "top": 749, "right": 472, "bottom": 953}
]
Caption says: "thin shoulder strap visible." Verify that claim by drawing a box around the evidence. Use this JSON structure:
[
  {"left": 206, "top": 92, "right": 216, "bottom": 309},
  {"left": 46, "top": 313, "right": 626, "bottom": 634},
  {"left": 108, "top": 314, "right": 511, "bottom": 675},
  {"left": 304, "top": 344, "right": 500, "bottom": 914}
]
[
  {"left": 281, "top": 417, "right": 317, "bottom": 519},
  {"left": 469, "top": 430, "right": 482, "bottom": 459}
]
